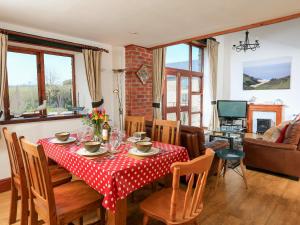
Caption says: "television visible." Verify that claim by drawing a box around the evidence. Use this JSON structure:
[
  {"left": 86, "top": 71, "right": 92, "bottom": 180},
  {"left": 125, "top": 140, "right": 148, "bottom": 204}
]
[{"left": 217, "top": 100, "right": 247, "bottom": 119}]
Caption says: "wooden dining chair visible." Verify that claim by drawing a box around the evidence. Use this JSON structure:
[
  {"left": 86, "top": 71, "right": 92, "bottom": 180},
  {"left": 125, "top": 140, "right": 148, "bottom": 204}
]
[
  {"left": 151, "top": 119, "right": 181, "bottom": 145},
  {"left": 19, "top": 137, "right": 105, "bottom": 225},
  {"left": 2, "top": 127, "right": 72, "bottom": 225},
  {"left": 125, "top": 115, "right": 145, "bottom": 136},
  {"left": 140, "top": 148, "right": 215, "bottom": 225}
]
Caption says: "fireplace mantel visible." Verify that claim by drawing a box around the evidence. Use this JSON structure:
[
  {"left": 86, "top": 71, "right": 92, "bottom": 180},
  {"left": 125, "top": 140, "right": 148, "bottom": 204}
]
[{"left": 247, "top": 104, "right": 283, "bottom": 133}]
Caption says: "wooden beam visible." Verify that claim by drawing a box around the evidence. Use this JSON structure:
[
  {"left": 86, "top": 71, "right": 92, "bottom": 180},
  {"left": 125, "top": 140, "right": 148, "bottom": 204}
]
[
  {"left": 150, "top": 12, "right": 300, "bottom": 49},
  {"left": 0, "top": 27, "right": 109, "bottom": 53}
]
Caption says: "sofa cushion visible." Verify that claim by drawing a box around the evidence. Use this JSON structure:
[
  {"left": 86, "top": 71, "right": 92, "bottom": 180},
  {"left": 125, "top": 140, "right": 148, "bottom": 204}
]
[
  {"left": 262, "top": 126, "right": 281, "bottom": 142},
  {"left": 283, "top": 121, "right": 300, "bottom": 145},
  {"left": 276, "top": 124, "right": 289, "bottom": 143},
  {"left": 277, "top": 121, "right": 291, "bottom": 130}
]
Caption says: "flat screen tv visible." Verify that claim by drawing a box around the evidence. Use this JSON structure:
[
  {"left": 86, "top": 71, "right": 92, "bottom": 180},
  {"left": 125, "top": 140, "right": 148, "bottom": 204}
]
[{"left": 217, "top": 100, "right": 247, "bottom": 119}]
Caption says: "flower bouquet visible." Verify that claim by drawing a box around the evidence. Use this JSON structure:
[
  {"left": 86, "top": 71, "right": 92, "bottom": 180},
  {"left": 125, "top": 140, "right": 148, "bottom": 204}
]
[{"left": 83, "top": 108, "right": 106, "bottom": 140}]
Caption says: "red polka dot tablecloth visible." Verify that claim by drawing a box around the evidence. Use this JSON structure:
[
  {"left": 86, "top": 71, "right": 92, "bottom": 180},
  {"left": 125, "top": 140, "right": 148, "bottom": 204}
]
[{"left": 38, "top": 138, "right": 189, "bottom": 212}]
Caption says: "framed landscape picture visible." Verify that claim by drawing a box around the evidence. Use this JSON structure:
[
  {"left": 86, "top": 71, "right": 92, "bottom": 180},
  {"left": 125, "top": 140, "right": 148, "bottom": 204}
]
[{"left": 243, "top": 57, "right": 292, "bottom": 90}]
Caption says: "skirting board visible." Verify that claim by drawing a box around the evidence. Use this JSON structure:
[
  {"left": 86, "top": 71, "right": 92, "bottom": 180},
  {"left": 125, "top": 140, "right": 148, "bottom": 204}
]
[{"left": 0, "top": 178, "right": 11, "bottom": 193}]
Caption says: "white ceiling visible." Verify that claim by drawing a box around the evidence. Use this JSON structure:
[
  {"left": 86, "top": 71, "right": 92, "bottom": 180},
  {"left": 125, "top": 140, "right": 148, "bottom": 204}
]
[{"left": 0, "top": 0, "right": 300, "bottom": 47}]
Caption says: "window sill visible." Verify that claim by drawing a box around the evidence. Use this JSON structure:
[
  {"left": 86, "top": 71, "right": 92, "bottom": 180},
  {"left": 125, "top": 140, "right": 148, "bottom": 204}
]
[{"left": 0, "top": 114, "right": 83, "bottom": 125}]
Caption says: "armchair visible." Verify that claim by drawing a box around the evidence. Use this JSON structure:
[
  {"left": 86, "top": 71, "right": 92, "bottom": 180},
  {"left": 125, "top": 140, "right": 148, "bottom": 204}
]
[{"left": 244, "top": 137, "right": 300, "bottom": 179}]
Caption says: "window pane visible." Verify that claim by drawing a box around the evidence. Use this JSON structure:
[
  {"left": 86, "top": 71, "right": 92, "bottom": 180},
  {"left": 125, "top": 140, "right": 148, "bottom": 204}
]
[
  {"left": 180, "top": 111, "right": 189, "bottom": 125},
  {"left": 166, "top": 44, "right": 189, "bottom": 70},
  {"left": 180, "top": 77, "right": 189, "bottom": 106},
  {"left": 191, "top": 113, "right": 201, "bottom": 127},
  {"left": 167, "top": 113, "right": 177, "bottom": 121},
  {"left": 192, "top": 46, "right": 202, "bottom": 72},
  {"left": 192, "top": 95, "right": 201, "bottom": 112},
  {"left": 167, "top": 75, "right": 177, "bottom": 107},
  {"left": 7, "top": 52, "right": 39, "bottom": 116},
  {"left": 44, "top": 54, "right": 73, "bottom": 115},
  {"left": 192, "top": 77, "right": 201, "bottom": 92}
]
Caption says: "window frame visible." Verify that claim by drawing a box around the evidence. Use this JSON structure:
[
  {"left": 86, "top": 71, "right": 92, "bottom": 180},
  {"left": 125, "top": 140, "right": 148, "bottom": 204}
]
[
  {"left": 163, "top": 43, "right": 204, "bottom": 127},
  {"left": 4, "top": 45, "right": 77, "bottom": 121}
]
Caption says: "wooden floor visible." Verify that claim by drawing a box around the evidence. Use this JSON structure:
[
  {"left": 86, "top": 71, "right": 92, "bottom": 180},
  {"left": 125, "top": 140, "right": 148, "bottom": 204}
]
[{"left": 0, "top": 169, "right": 299, "bottom": 225}]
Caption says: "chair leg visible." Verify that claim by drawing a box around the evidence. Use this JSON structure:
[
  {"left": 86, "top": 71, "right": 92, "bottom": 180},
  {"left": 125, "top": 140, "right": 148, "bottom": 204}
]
[
  {"left": 143, "top": 215, "right": 149, "bottom": 225},
  {"left": 29, "top": 198, "right": 38, "bottom": 225},
  {"left": 223, "top": 160, "right": 227, "bottom": 177},
  {"left": 79, "top": 217, "right": 83, "bottom": 225},
  {"left": 9, "top": 184, "right": 18, "bottom": 224},
  {"left": 100, "top": 204, "right": 106, "bottom": 225},
  {"left": 20, "top": 193, "right": 29, "bottom": 225}
]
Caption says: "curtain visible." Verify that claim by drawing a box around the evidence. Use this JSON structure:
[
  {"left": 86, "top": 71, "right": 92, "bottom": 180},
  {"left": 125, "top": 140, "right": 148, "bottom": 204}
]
[
  {"left": 207, "top": 39, "right": 220, "bottom": 130},
  {"left": 83, "top": 49, "right": 102, "bottom": 105},
  {"left": 152, "top": 48, "right": 166, "bottom": 119},
  {"left": 0, "top": 33, "right": 8, "bottom": 119}
]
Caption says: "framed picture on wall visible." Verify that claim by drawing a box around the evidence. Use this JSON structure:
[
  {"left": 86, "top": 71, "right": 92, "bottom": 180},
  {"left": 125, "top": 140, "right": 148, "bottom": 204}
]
[{"left": 243, "top": 57, "right": 292, "bottom": 90}]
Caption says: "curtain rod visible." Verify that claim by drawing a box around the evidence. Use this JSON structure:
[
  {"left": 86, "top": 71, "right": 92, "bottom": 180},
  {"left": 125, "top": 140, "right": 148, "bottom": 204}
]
[{"left": 0, "top": 28, "right": 109, "bottom": 53}]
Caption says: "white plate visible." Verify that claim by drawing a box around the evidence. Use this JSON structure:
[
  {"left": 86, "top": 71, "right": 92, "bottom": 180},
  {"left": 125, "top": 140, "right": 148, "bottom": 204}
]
[
  {"left": 76, "top": 147, "right": 108, "bottom": 156},
  {"left": 50, "top": 137, "right": 76, "bottom": 144},
  {"left": 127, "top": 137, "right": 151, "bottom": 143},
  {"left": 128, "top": 147, "right": 160, "bottom": 157}
]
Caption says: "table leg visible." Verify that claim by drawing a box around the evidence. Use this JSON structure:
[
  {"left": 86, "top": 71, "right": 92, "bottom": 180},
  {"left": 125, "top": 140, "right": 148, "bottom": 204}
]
[
  {"left": 240, "top": 160, "right": 248, "bottom": 189},
  {"left": 107, "top": 198, "right": 127, "bottom": 225}
]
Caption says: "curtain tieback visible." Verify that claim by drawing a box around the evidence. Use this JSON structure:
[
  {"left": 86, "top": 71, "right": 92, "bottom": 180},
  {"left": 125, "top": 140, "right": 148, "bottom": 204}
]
[
  {"left": 92, "top": 99, "right": 104, "bottom": 108},
  {"left": 211, "top": 101, "right": 217, "bottom": 105},
  {"left": 152, "top": 102, "right": 160, "bottom": 108}
]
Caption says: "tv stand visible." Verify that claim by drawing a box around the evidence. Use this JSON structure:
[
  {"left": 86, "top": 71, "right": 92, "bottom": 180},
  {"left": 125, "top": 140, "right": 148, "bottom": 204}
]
[{"left": 219, "top": 118, "right": 247, "bottom": 133}]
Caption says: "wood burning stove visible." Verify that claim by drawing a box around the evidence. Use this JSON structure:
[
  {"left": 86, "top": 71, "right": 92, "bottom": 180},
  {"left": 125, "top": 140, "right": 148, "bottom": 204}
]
[{"left": 257, "top": 119, "right": 272, "bottom": 134}]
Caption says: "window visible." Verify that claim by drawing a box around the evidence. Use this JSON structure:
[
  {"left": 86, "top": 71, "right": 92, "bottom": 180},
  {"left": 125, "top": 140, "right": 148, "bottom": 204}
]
[
  {"left": 163, "top": 43, "right": 204, "bottom": 127},
  {"left": 44, "top": 54, "right": 73, "bottom": 115},
  {"left": 5, "top": 46, "right": 76, "bottom": 120}
]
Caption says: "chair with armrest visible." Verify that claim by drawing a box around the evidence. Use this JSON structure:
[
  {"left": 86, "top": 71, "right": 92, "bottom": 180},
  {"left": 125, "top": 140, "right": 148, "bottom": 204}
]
[{"left": 244, "top": 138, "right": 300, "bottom": 179}]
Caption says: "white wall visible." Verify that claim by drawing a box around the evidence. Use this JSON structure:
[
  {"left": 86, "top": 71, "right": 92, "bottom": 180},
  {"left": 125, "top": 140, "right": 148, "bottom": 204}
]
[
  {"left": 0, "top": 22, "right": 125, "bottom": 179},
  {"left": 214, "top": 19, "right": 300, "bottom": 122}
]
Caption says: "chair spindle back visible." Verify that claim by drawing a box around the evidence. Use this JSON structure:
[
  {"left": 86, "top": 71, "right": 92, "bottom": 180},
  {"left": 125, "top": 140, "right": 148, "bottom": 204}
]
[
  {"left": 19, "top": 137, "right": 57, "bottom": 224},
  {"left": 125, "top": 116, "right": 145, "bottom": 136},
  {"left": 170, "top": 148, "right": 214, "bottom": 222},
  {"left": 151, "top": 119, "right": 180, "bottom": 145},
  {"left": 2, "top": 128, "right": 27, "bottom": 189}
]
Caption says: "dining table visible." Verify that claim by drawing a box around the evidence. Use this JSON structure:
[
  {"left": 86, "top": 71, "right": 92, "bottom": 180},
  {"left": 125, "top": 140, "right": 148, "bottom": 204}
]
[{"left": 38, "top": 136, "right": 189, "bottom": 225}]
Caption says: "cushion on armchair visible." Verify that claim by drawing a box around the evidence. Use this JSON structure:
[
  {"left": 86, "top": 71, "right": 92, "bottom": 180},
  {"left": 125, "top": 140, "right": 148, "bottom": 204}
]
[
  {"left": 276, "top": 124, "right": 289, "bottom": 143},
  {"left": 283, "top": 121, "right": 300, "bottom": 146},
  {"left": 262, "top": 126, "right": 281, "bottom": 142}
]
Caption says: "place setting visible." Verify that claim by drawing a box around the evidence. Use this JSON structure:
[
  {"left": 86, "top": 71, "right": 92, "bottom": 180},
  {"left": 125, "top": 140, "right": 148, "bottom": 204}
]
[
  {"left": 49, "top": 132, "right": 77, "bottom": 144},
  {"left": 126, "top": 132, "right": 160, "bottom": 159}
]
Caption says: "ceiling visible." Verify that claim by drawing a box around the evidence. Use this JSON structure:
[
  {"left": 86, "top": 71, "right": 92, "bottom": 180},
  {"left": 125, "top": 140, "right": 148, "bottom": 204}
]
[{"left": 0, "top": 0, "right": 300, "bottom": 47}]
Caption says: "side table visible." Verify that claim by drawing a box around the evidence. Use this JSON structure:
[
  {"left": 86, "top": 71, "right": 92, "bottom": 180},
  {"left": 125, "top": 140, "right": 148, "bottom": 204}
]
[{"left": 215, "top": 148, "right": 248, "bottom": 189}]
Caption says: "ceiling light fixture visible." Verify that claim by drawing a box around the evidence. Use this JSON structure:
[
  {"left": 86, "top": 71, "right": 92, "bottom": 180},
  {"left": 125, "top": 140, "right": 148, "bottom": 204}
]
[{"left": 233, "top": 30, "right": 260, "bottom": 52}]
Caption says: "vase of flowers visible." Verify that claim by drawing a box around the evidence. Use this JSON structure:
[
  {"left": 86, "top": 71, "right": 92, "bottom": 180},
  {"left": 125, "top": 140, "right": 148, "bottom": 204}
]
[{"left": 83, "top": 108, "right": 106, "bottom": 141}]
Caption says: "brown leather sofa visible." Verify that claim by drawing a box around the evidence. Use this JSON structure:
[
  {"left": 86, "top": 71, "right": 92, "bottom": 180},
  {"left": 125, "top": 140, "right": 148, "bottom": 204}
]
[
  {"left": 145, "top": 121, "right": 228, "bottom": 173},
  {"left": 244, "top": 130, "right": 300, "bottom": 179}
]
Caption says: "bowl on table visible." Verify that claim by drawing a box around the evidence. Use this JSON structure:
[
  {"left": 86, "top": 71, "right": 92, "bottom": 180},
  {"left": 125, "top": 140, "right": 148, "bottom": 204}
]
[
  {"left": 55, "top": 132, "right": 70, "bottom": 141},
  {"left": 135, "top": 141, "right": 152, "bottom": 152},
  {"left": 133, "top": 131, "right": 147, "bottom": 140},
  {"left": 84, "top": 141, "right": 101, "bottom": 153}
]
